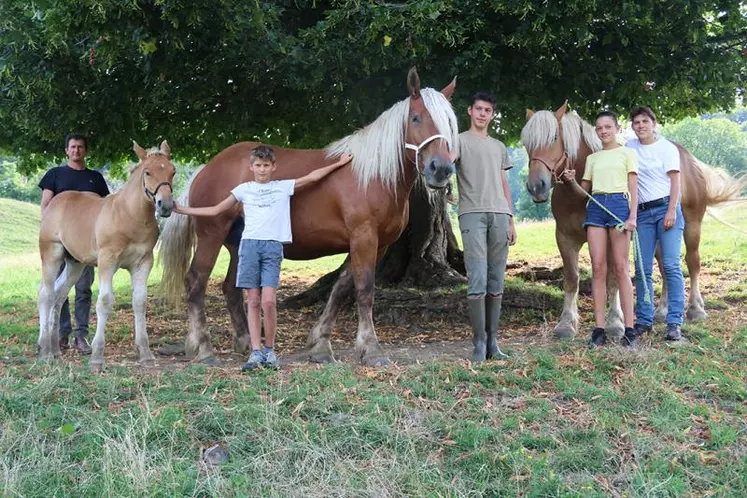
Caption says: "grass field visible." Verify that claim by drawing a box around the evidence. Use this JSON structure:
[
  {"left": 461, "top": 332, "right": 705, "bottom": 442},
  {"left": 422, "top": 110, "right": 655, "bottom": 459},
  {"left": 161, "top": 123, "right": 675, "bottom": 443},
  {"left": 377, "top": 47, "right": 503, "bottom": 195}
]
[{"left": 1, "top": 197, "right": 746, "bottom": 497}]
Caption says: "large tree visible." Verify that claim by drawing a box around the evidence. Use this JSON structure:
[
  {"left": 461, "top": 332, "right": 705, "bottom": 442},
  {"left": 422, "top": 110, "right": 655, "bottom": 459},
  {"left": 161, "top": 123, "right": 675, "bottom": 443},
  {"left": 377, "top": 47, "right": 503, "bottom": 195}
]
[{"left": 2, "top": 0, "right": 745, "bottom": 291}]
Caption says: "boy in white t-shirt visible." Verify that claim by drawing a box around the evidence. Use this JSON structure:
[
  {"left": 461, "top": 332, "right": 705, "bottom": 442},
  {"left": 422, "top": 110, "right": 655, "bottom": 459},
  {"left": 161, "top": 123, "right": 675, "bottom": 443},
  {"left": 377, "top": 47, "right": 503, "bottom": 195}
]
[{"left": 175, "top": 146, "right": 352, "bottom": 370}]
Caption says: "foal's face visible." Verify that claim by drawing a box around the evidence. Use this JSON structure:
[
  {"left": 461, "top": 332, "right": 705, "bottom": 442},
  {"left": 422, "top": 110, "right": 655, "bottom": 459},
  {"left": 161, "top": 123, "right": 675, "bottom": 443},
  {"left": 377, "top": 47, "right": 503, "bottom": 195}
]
[{"left": 142, "top": 153, "right": 176, "bottom": 218}]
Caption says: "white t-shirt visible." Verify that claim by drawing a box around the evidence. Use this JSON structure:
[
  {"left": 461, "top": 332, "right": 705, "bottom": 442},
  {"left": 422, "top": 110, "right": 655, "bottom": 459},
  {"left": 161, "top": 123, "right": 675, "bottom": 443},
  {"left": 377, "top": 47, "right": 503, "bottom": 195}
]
[
  {"left": 625, "top": 138, "right": 680, "bottom": 204},
  {"left": 230, "top": 180, "right": 295, "bottom": 243}
]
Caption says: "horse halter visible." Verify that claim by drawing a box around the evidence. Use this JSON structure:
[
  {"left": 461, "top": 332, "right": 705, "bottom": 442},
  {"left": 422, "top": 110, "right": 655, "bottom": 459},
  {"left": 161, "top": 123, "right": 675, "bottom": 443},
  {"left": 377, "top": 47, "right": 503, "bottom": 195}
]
[
  {"left": 405, "top": 134, "right": 449, "bottom": 174},
  {"left": 142, "top": 174, "right": 172, "bottom": 204},
  {"left": 529, "top": 151, "right": 569, "bottom": 184}
]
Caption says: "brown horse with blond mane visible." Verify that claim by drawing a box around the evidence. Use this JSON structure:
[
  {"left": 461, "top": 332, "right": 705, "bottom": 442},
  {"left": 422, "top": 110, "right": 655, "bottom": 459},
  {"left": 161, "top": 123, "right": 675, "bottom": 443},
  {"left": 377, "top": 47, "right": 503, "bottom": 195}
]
[
  {"left": 160, "top": 68, "right": 458, "bottom": 367},
  {"left": 37, "top": 141, "right": 176, "bottom": 369},
  {"left": 521, "top": 102, "right": 745, "bottom": 339}
]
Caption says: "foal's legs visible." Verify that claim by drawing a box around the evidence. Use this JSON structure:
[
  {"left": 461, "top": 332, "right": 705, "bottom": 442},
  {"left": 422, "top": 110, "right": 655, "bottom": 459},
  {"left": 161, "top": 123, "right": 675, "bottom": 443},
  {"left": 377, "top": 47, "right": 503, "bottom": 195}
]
[
  {"left": 90, "top": 262, "right": 118, "bottom": 370},
  {"left": 185, "top": 236, "right": 223, "bottom": 365},
  {"left": 554, "top": 228, "right": 583, "bottom": 338},
  {"left": 222, "top": 243, "right": 250, "bottom": 354},
  {"left": 38, "top": 250, "right": 82, "bottom": 360},
  {"left": 683, "top": 217, "right": 707, "bottom": 321},
  {"left": 307, "top": 259, "right": 355, "bottom": 363},
  {"left": 130, "top": 256, "right": 156, "bottom": 366}
]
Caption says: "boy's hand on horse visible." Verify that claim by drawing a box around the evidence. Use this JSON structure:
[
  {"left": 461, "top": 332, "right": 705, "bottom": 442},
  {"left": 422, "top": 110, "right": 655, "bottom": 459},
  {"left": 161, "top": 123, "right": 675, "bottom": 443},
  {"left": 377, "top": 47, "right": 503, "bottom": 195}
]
[{"left": 337, "top": 153, "right": 353, "bottom": 165}]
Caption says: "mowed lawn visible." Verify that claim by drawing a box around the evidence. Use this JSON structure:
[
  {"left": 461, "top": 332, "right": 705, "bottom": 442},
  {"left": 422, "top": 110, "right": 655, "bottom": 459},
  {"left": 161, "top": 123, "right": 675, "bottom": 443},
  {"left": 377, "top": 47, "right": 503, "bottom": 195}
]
[{"left": 1, "top": 197, "right": 746, "bottom": 497}]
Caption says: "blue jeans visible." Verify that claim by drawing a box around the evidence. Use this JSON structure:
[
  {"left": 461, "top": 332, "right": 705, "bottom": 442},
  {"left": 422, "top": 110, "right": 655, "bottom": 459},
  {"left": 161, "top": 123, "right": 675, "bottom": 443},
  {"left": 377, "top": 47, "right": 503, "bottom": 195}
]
[
  {"left": 635, "top": 202, "right": 685, "bottom": 326},
  {"left": 59, "top": 265, "right": 95, "bottom": 340}
]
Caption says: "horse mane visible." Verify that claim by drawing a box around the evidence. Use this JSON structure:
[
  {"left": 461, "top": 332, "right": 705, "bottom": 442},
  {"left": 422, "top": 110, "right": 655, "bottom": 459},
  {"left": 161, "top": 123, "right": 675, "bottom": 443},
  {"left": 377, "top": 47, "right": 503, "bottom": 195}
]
[
  {"left": 128, "top": 147, "right": 169, "bottom": 174},
  {"left": 520, "top": 110, "right": 602, "bottom": 161},
  {"left": 326, "top": 87, "right": 459, "bottom": 191}
]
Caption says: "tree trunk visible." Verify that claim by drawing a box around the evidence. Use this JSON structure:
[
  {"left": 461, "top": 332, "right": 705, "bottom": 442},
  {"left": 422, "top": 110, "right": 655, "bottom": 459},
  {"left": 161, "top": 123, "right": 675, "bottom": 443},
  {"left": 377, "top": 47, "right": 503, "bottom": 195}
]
[{"left": 283, "top": 182, "right": 466, "bottom": 309}]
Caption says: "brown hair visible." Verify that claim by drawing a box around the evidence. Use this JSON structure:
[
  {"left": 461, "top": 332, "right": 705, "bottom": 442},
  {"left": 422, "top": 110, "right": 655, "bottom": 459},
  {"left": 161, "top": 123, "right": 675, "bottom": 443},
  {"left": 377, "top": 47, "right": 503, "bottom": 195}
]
[
  {"left": 250, "top": 145, "right": 275, "bottom": 163},
  {"left": 629, "top": 106, "right": 657, "bottom": 123}
]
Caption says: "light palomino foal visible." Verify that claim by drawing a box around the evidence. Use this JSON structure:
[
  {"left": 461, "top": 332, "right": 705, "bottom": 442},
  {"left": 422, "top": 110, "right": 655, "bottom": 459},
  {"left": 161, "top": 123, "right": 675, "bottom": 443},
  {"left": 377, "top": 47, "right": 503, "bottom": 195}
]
[{"left": 37, "top": 141, "right": 176, "bottom": 369}]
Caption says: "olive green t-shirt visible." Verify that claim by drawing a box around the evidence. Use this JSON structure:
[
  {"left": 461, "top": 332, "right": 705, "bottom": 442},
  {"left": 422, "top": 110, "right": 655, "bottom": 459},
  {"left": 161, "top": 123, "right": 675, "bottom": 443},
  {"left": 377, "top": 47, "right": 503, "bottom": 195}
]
[{"left": 456, "top": 131, "right": 512, "bottom": 216}]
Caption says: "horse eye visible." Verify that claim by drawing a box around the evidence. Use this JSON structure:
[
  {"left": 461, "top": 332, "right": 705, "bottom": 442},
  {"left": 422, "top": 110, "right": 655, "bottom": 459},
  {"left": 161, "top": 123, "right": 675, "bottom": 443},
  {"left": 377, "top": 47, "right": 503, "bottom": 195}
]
[
  {"left": 144, "top": 171, "right": 150, "bottom": 176},
  {"left": 412, "top": 115, "right": 420, "bottom": 124}
]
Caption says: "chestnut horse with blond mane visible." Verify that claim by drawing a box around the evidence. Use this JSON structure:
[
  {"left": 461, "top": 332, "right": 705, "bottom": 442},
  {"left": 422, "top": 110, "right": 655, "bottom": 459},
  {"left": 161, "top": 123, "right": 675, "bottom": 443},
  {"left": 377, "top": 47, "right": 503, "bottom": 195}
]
[
  {"left": 160, "top": 68, "right": 457, "bottom": 367},
  {"left": 521, "top": 102, "right": 745, "bottom": 339},
  {"left": 37, "top": 141, "right": 176, "bottom": 368}
]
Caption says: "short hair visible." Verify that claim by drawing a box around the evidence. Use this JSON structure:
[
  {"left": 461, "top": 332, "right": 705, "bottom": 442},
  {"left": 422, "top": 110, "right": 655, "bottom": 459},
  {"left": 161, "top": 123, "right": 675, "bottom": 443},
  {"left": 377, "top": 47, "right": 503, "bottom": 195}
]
[
  {"left": 250, "top": 145, "right": 275, "bottom": 163},
  {"left": 470, "top": 91, "right": 496, "bottom": 108},
  {"left": 65, "top": 133, "right": 88, "bottom": 150},
  {"left": 630, "top": 106, "right": 657, "bottom": 123},
  {"left": 595, "top": 110, "right": 619, "bottom": 126}
]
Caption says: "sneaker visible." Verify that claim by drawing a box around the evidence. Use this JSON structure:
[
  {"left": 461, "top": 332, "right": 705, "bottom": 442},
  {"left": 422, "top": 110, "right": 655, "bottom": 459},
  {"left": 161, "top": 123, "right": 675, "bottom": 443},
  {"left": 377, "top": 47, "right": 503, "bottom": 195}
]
[
  {"left": 665, "top": 324, "right": 683, "bottom": 341},
  {"left": 621, "top": 327, "right": 639, "bottom": 348},
  {"left": 588, "top": 327, "right": 606, "bottom": 348},
  {"left": 74, "top": 336, "right": 92, "bottom": 355},
  {"left": 241, "top": 350, "right": 265, "bottom": 371},
  {"left": 633, "top": 323, "right": 653, "bottom": 336},
  {"left": 262, "top": 349, "right": 279, "bottom": 370},
  {"left": 59, "top": 336, "right": 71, "bottom": 351}
]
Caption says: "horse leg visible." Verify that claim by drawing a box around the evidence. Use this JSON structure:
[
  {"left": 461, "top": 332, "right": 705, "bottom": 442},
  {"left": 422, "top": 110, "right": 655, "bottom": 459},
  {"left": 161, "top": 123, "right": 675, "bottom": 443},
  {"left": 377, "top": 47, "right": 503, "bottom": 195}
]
[
  {"left": 130, "top": 256, "right": 156, "bottom": 366},
  {"left": 351, "top": 240, "right": 388, "bottom": 367},
  {"left": 654, "top": 243, "right": 668, "bottom": 323},
  {"left": 37, "top": 245, "right": 68, "bottom": 360},
  {"left": 90, "top": 263, "right": 117, "bottom": 371},
  {"left": 604, "top": 242, "right": 624, "bottom": 339},
  {"left": 222, "top": 243, "right": 250, "bottom": 354},
  {"left": 50, "top": 259, "right": 87, "bottom": 357},
  {"left": 683, "top": 218, "right": 707, "bottom": 321},
  {"left": 307, "top": 260, "right": 354, "bottom": 363},
  {"left": 185, "top": 237, "right": 223, "bottom": 366},
  {"left": 554, "top": 230, "right": 582, "bottom": 338}
]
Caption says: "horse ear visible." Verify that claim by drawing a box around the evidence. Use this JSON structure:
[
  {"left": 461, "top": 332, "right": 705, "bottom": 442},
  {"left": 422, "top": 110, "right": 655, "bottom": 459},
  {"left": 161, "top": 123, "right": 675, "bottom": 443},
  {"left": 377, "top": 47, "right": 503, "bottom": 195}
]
[
  {"left": 441, "top": 76, "right": 456, "bottom": 100},
  {"left": 554, "top": 100, "right": 569, "bottom": 120},
  {"left": 526, "top": 109, "right": 534, "bottom": 121},
  {"left": 133, "top": 141, "right": 147, "bottom": 161},
  {"left": 160, "top": 140, "right": 171, "bottom": 158},
  {"left": 407, "top": 67, "right": 421, "bottom": 100}
]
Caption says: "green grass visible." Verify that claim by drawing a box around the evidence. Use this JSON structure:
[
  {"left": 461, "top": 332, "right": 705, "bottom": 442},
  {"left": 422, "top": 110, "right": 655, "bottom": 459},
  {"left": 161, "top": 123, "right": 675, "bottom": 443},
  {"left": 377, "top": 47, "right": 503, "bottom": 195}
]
[{"left": 1, "top": 198, "right": 746, "bottom": 496}]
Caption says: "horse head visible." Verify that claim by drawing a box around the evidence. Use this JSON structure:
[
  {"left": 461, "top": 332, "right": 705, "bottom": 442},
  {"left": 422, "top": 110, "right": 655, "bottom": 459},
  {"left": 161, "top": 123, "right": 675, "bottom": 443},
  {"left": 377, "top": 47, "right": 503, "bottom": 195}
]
[
  {"left": 521, "top": 101, "right": 570, "bottom": 203},
  {"left": 404, "top": 67, "right": 457, "bottom": 189},
  {"left": 133, "top": 140, "right": 176, "bottom": 217}
]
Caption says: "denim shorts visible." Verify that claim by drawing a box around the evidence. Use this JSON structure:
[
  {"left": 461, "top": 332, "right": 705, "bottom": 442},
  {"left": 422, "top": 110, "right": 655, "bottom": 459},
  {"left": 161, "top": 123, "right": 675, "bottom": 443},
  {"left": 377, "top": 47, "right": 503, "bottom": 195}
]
[
  {"left": 237, "top": 239, "right": 283, "bottom": 289},
  {"left": 584, "top": 193, "right": 630, "bottom": 229}
]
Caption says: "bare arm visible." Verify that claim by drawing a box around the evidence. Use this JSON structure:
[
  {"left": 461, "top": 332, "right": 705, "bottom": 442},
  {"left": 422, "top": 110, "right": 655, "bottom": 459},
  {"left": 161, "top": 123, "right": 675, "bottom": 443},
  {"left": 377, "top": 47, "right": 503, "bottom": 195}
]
[
  {"left": 174, "top": 194, "right": 238, "bottom": 217},
  {"left": 40, "top": 189, "right": 54, "bottom": 214},
  {"left": 626, "top": 172, "right": 638, "bottom": 231},
  {"left": 294, "top": 153, "right": 353, "bottom": 190},
  {"left": 501, "top": 170, "right": 518, "bottom": 245},
  {"left": 664, "top": 170, "right": 681, "bottom": 230}
]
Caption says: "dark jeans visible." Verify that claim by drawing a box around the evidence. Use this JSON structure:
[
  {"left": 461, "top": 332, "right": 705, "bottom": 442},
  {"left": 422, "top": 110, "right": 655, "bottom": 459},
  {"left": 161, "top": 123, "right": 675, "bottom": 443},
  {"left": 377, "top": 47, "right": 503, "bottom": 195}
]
[{"left": 59, "top": 265, "right": 95, "bottom": 340}]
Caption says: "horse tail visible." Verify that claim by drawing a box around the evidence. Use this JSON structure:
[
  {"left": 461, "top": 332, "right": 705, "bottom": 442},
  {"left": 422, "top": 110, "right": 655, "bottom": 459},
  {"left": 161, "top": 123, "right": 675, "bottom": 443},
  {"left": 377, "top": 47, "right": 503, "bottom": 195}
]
[
  {"left": 159, "top": 166, "right": 203, "bottom": 305},
  {"left": 697, "top": 159, "right": 747, "bottom": 206}
]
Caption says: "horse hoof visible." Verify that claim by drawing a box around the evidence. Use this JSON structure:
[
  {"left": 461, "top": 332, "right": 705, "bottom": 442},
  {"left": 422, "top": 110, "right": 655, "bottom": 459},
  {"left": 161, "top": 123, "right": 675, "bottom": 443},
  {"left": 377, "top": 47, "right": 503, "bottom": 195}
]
[
  {"left": 309, "top": 354, "right": 336, "bottom": 364},
  {"left": 139, "top": 359, "right": 156, "bottom": 368},
  {"left": 89, "top": 362, "right": 104, "bottom": 373},
  {"left": 686, "top": 309, "right": 707, "bottom": 321},
  {"left": 199, "top": 356, "right": 224, "bottom": 368},
  {"left": 553, "top": 327, "right": 576, "bottom": 339},
  {"left": 364, "top": 357, "right": 391, "bottom": 368}
]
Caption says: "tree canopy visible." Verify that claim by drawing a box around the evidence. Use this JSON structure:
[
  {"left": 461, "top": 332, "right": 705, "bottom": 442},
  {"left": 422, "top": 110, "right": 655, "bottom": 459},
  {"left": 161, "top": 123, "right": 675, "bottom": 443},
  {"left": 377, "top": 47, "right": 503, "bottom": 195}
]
[{"left": 2, "top": 0, "right": 745, "bottom": 173}]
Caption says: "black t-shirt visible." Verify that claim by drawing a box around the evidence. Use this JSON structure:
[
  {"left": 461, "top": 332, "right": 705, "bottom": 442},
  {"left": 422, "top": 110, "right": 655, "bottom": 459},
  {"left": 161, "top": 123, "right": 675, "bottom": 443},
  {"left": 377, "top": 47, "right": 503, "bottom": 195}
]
[{"left": 38, "top": 165, "right": 110, "bottom": 197}]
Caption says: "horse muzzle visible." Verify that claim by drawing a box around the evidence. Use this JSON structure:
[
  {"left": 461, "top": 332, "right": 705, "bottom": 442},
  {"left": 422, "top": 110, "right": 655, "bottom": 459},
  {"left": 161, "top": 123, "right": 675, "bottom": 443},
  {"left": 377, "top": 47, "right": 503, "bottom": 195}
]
[
  {"left": 526, "top": 179, "right": 550, "bottom": 203},
  {"left": 156, "top": 197, "right": 176, "bottom": 218},
  {"left": 424, "top": 160, "right": 455, "bottom": 189}
]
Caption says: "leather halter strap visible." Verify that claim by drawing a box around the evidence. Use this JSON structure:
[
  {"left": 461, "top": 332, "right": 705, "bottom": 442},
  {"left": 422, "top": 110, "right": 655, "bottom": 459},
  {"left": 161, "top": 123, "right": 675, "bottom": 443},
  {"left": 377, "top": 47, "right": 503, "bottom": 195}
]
[
  {"left": 529, "top": 152, "right": 569, "bottom": 184},
  {"left": 143, "top": 175, "right": 172, "bottom": 204}
]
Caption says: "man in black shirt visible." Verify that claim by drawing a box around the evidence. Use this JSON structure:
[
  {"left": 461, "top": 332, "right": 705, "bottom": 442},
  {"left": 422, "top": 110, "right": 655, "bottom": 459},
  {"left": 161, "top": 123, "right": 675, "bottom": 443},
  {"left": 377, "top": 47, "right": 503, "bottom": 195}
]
[{"left": 38, "top": 133, "right": 110, "bottom": 355}]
